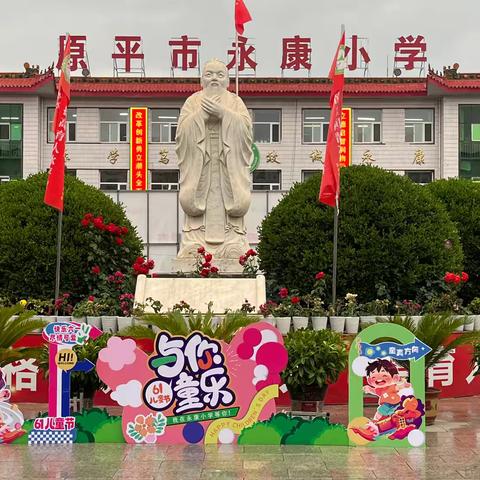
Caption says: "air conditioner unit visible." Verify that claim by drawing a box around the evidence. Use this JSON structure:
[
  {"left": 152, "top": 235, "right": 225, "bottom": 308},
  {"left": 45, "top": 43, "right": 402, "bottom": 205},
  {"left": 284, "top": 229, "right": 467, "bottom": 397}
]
[{"left": 0, "top": 176, "right": 10, "bottom": 183}]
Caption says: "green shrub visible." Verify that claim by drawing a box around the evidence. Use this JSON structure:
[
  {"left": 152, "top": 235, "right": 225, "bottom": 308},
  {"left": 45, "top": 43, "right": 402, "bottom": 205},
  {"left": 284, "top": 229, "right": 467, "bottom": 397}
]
[
  {"left": 238, "top": 414, "right": 301, "bottom": 445},
  {"left": 0, "top": 173, "right": 143, "bottom": 301},
  {"left": 258, "top": 166, "right": 463, "bottom": 302},
  {"left": 283, "top": 417, "right": 348, "bottom": 445},
  {"left": 426, "top": 179, "right": 480, "bottom": 302}
]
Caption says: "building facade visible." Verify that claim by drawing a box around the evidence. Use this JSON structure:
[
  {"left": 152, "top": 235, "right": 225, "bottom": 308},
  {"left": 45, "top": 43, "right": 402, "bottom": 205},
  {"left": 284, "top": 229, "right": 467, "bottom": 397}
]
[{"left": 1, "top": 66, "right": 480, "bottom": 269}]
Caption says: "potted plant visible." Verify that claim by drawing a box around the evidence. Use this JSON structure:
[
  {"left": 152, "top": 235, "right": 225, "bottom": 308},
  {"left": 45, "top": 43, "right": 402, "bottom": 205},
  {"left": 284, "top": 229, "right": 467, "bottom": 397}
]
[
  {"left": 358, "top": 299, "right": 390, "bottom": 328},
  {"left": 382, "top": 313, "right": 480, "bottom": 425},
  {"left": 0, "top": 304, "right": 47, "bottom": 367},
  {"left": 394, "top": 299, "right": 423, "bottom": 326},
  {"left": 330, "top": 293, "right": 359, "bottom": 334},
  {"left": 308, "top": 297, "right": 328, "bottom": 331},
  {"left": 258, "top": 300, "right": 278, "bottom": 326},
  {"left": 72, "top": 296, "right": 108, "bottom": 330},
  {"left": 271, "top": 302, "right": 291, "bottom": 335},
  {"left": 54, "top": 293, "right": 74, "bottom": 321},
  {"left": 467, "top": 298, "right": 480, "bottom": 331},
  {"left": 282, "top": 329, "right": 348, "bottom": 412},
  {"left": 290, "top": 296, "right": 309, "bottom": 331},
  {"left": 38, "top": 333, "right": 112, "bottom": 412}
]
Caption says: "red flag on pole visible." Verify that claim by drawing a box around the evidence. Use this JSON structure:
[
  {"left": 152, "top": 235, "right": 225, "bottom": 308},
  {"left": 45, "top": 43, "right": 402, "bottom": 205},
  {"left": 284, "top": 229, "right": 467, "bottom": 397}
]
[
  {"left": 235, "top": 0, "right": 252, "bottom": 35},
  {"left": 319, "top": 32, "right": 346, "bottom": 208},
  {"left": 44, "top": 35, "right": 71, "bottom": 211}
]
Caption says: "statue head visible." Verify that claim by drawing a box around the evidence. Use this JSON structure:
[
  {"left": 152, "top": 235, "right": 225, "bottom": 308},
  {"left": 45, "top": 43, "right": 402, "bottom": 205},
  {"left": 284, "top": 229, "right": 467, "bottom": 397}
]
[{"left": 201, "top": 59, "right": 229, "bottom": 94}]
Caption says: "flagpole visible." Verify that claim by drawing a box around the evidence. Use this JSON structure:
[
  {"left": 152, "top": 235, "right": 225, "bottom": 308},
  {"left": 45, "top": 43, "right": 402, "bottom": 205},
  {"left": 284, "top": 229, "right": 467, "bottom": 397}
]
[
  {"left": 54, "top": 209, "right": 63, "bottom": 314},
  {"left": 331, "top": 24, "right": 345, "bottom": 309},
  {"left": 235, "top": 31, "right": 239, "bottom": 95}
]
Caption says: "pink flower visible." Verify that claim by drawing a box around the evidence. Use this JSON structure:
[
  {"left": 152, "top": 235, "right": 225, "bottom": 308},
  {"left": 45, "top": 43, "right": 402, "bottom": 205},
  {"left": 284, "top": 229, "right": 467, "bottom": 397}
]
[
  {"left": 91, "top": 265, "right": 101, "bottom": 275},
  {"left": 279, "top": 288, "right": 289, "bottom": 299},
  {"left": 315, "top": 272, "right": 325, "bottom": 280},
  {"left": 88, "top": 295, "right": 95, "bottom": 302}
]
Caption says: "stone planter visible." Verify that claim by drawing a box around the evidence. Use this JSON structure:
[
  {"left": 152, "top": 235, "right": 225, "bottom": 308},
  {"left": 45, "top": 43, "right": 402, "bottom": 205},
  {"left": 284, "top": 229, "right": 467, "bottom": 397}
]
[
  {"left": 262, "top": 316, "right": 276, "bottom": 327},
  {"left": 425, "top": 387, "right": 441, "bottom": 425},
  {"left": 56, "top": 315, "right": 71, "bottom": 322},
  {"left": 329, "top": 316, "right": 345, "bottom": 333},
  {"left": 454, "top": 315, "right": 466, "bottom": 332},
  {"left": 101, "top": 316, "right": 117, "bottom": 333},
  {"left": 72, "top": 316, "right": 87, "bottom": 324},
  {"left": 275, "top": 317, "right": 291, "bottom": 335},
  {"left": 410, "top": 316, "right": 423, "bottom": 328},
  {"left": 464, "top": 317, "right": 474, "bottom": 331},
  {"left": 345, "top": 316, "right": 360, "bottom": 334},
  {"left": 152, "top": 325, "right": 161, "bottom": 334},
  {"left": 86, "top": 316, "right": 102, "bottom": 329},
  {"left": 117, "top": 316, "right": 134, "bottom": 332},
  {"left": 359, "top": 316, "right": 377, "bottom": 328},
  {"left": 311, "top": 316, "right": 328, "bottom": 331},
  {"left": 292, "top": 316, "right": 309, "bottom": 330},
  {"left": 472, "top": 315, "right": 480, "bottom": 331}
]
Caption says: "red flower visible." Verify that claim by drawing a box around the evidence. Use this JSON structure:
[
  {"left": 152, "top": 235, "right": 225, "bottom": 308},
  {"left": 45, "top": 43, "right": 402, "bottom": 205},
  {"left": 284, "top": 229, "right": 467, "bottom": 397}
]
[
  {"left": 107, "top": 274, "right": 115, "bottom": 282},
  {"left": 444, "top": 272, "right": 456, "bottom": 284},
  {"left": 93, "top": 217, "right": 104, "bottom": 229},
  {"left": 461, "top": 272, "right": 469, "bottom": 282},
  {"left": 88, "top": 295, "right": 95, "bottom": 302},
  {"left": 115, "top": 271, "right": 124, "bottom": 277},
  {"left": 197, "top": 246, "right": 205, "bottom": 254},
  {"left": 454, "top": 274, "right": 461, "bottom": 285},
  {"left": 121, "top": 226, "right": 129, "bottom": 235},
  {"left": 291, "top": 296, "right": 301, "bottom": 304},
  {"left": 210, "top": 266, "right": 219, "bottom": 274},
  {"left": 246, "top": 249, "right": 257, "bottom": 257},
  {"left": 239, "top": 255, "right": 247, "bottom": 266},
  {"left": 146, "top": 259, "right": 155, "bottom": 269},
  {"left": 91, "top": 265, "right": 101, "bottom": 275},
  {"left": 63, "top": 293, "right": 70, "bottom": 298},
  {"left": 106, "top": 223, "right": 117, "bottom": 233},
  {"left": 204, "top": 253, "right": 213, "bottom": 262},
  {"left": 81, "top": 218, "right": 90, "bottom": 228},
  {"left": 200, "top": 268, "right": 210, "bottom": 277},
  {"left": 115, "top": 237, "right": 124, "bottom": 245},
  {"left": 202, "top": 262, "right": 211, "bottom": 269},
  {"left": 279, "top": 288, "right": 289, "bottom": 299},
  {"left": 135, "top": 257, "right": 145, "bottom": 265},
  {"left": 84, "top": 213, "right": 94, "bottom": 220},
  {"left": 315, "top": 272, "right": 325, "bottom": 280}
]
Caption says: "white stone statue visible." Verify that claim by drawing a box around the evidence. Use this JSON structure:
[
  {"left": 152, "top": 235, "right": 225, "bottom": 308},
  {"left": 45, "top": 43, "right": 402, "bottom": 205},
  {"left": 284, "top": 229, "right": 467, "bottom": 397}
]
[{"left": 174, "top": 59, "right": 252, "bottom": 271}]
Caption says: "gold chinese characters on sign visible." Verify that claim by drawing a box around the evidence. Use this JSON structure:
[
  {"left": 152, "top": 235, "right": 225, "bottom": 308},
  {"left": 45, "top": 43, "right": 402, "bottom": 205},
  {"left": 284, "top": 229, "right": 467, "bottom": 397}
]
[
  {"left": 159, "top": 149, "right": 170, "bottom": 164},
  {"left": 266, "top": 151, "right": 280, "bottom": 164},
  {"left": 310, "top": 149, "right": 323, "bottom": 163},
  {"left": 413, "top": 149, "right": 425, "bottom": 165},
  {"left": 361, "top": 150, "right": 375, "bottom": 165},
  {"left": 108, "top": 148, "right": 119, "bottom": 165}
]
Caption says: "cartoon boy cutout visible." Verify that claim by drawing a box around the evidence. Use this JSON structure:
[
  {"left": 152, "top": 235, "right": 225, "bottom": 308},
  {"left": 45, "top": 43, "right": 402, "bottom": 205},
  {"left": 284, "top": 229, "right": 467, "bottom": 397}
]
[{"left": 363, "top": 359, "right": 411, "bottom": 421}]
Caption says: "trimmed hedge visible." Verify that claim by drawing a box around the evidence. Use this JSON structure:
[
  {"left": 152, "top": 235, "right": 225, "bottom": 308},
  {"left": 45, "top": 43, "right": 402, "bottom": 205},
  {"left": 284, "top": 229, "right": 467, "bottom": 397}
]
[
  {"left": 258, "top": 165, "right": 463, "bottom": 302},
  {"left": 0, "top": 173, "right": 143, "bottom": 301},
  {"left": 426, "top": 178, "right": 480, "bottom": 302}
]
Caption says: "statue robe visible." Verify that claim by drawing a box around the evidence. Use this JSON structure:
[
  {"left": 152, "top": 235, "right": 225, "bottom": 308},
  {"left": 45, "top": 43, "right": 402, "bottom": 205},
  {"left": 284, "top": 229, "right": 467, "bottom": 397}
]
[{"left": 175, "top": 90, "right": 252, "bottom": 253}]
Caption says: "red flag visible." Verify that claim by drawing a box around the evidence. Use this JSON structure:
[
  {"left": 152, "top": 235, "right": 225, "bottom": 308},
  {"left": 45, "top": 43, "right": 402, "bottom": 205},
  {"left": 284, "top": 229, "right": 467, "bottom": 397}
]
[
  {"left": 319, "top": 32, "right": 346, "bottom": 208},
  {"left": 235, "top": 0, "right": 252, "bottom": 35},
  {"left": 44, "top": 36, "right": 71, "bottom": 211}
]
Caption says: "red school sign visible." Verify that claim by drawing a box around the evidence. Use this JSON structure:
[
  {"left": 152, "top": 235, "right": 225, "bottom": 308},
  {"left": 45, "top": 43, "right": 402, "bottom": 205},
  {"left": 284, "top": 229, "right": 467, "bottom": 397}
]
[{"left": 130, "top": 107, "right": 148, "bottom": 191}]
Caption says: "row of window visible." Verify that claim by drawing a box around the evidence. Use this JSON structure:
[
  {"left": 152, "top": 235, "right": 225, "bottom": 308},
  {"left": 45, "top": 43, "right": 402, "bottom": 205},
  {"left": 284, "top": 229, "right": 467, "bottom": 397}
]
[
  {"left": 41, "top": 108, "right": 435, "bottom": 145},
  {"left": 88, "top": 168, "right": 434, "bottom": 191}
]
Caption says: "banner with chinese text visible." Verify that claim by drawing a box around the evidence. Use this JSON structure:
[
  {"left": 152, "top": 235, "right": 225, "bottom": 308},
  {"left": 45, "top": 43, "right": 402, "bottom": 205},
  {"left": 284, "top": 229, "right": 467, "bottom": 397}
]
[
  {"left": 130, "top": 107, "right": 148, "bottom": 190},
  {"left": 340, "top": 107, "right": 352, "bottom": 168}
]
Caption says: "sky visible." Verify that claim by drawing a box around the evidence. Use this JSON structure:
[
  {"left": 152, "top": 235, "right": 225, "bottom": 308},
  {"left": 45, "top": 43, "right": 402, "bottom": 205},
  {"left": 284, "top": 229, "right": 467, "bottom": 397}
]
[{"left": 1, "top": 0, "right": 480, "bottom": 78}]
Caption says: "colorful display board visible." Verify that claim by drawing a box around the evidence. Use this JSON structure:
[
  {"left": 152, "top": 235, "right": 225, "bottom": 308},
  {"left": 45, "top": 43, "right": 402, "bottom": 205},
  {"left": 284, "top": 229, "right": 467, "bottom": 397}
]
[
  {"left": 97, "top": 322, "right": 289, "bottom": 444},
  {"left": 348, "top": 323, "right": 430, "bottom": 447},
  {"left": 0, "top": 367, "right": 25, "bottom": 444}
]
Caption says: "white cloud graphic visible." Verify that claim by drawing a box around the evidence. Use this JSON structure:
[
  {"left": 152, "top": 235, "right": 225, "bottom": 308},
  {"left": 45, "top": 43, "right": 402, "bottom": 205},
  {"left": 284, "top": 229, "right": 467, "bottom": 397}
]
[{"left": 111, "top": 380, "right": 143, "bottom": 408}]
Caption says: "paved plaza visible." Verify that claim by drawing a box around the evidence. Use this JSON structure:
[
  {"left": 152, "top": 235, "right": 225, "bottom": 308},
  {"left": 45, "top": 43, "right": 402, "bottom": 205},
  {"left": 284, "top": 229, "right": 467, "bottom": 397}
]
[{"left": 1, "top": 396, "right": 478, "bottom": 480}]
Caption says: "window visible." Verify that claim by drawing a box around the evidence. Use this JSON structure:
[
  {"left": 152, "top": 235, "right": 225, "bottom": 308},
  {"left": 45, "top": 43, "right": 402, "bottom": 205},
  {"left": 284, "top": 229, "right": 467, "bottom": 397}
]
[
  {"left": 252, "top": 170, "right": 281, "bottom": 190},
  {"left": 151, "top": 109, "right": 179, "bottom": 143},
  {"left": 405, "top": 109, "right": 433, "bottom": 143},
  {"left": 48, "top": 108, "right": 77, "bottom": 142},
  {"left": 66, "top": 169, "right": 77, "bottom": 178},
  {"left": 151, "top": 170, "right": 179, "bottom": 190},
  {"left": 100, "top": 109, "right": 128, "bottom": 142},
  {"left": 0, "top": 124, "right": 9, "bottom": 140},
  {"left": 100, "top": 169, "right": 128, "bottom": 190},
  {"left": 301, "top": 170, "right": 321, "bottom": 182},
  {"left": 303, "top": 109, "right": 329, "bottom": 143},
  {"left": 353, "top": 109, "right": 381, "bottom": 143},
  {"left": 251, "top": 109, "right": 281, "bottom": 143},
  {"left": 405, "top": 170, "right": 434, "bottom": 184}
]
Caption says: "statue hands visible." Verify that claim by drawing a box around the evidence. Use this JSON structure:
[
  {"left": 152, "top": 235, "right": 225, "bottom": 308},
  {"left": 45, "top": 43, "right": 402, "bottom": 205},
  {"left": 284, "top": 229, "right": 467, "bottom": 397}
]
[{"left": 201, "top": 96, "right": 225, "bottom": 120}]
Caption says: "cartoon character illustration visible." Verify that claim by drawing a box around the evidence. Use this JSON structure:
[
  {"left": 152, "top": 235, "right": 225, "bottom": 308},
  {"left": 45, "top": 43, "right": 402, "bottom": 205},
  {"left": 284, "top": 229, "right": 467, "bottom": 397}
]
[
  {"left": 0, "top": 368, "right": 26, "bottom": 444},
  {"left": 350, "top": 359, "right": 425, "bottom": 442}
]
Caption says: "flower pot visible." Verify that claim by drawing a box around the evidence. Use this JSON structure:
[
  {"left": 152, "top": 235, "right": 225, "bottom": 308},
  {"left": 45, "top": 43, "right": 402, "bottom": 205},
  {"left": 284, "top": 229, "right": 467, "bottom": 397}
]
[
  {"left": 329, "top": 316, "right": 345, "bottom": 333},
  {"left": 311, "top": 316, "right": 328, "bottom": 331},
  {"left": 472, "top": 315, "right": 480, "bottom": 331},
  {"left": 360, "top": 316, "right": 377, "bottom": 328},
  {"left": 101, "top": 316, "right": 117, "bottom": 333},
  {"left": 72, "top": 316, "right": 87, "bottom": 324},
  {"left": 86, "top": 316, "right": 102, "bottom": 329},
  {"left": 464, "top": 317, "right": 474, "bottom": 331},
  {"left": 117, "top": 316, "right": 134, "bottom": 332},
  {"left": 345, "top": 316, "right": 360, "bottom": 334},
  {"left": 57, "top": 315, "right": 71, "bottom": 322},
  {"left": 425, "top": 387, "right": 441, "bottom": 426},
  {"left": 263, "top": 316, "right": 276, "bottom": 327},
  {"left": 275, "top": 317, "right": 291, "bottom": 335},
  {"left": 152, "top": 325, "right": 161, "bottom": 334},
  {"left": 290, "top": 385, "right": 328, "bottom": 413},
  {"left": 410, "top": 316, "right": 423, "bottom": 328},
  {"left": 292, "top": 316, "right": 309, "bottom": 330},
  {"left": 454, "top": 315, "right": 466, "bottom": 332}
]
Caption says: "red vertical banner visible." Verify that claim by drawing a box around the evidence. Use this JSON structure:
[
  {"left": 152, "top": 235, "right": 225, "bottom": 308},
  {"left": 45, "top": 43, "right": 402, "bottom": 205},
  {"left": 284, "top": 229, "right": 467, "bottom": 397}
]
[
  {"left": 339, "top": 108, "right": 352, "bottom": 168},
  {"left": 130, "top": 107, "right": 148, "bottom": 191}
]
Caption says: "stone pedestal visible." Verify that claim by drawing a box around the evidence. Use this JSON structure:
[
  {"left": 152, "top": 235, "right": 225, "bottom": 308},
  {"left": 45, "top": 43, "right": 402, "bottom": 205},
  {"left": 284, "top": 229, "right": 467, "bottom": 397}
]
[
  {"left": 134, "top": 274, "right": 266, "bottom": 313},
  {"left": 172, "top": 256, "right": 243, "bottom": 274}
]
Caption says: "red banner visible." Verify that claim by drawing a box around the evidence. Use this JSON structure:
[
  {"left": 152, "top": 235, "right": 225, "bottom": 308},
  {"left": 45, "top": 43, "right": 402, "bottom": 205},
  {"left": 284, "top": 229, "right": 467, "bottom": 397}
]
[{"left": 130, "top": 107, "right": 148, "bottom": 191}]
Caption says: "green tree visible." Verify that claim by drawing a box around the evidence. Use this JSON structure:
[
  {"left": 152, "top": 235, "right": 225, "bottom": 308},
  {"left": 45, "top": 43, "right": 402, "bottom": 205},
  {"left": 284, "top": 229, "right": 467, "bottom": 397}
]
[
  {"left": 258, "top": 166, "right": 463, "bottom": 302},
  {"left": 0, "top": 173, "right": 143, "bottom": 301}
]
